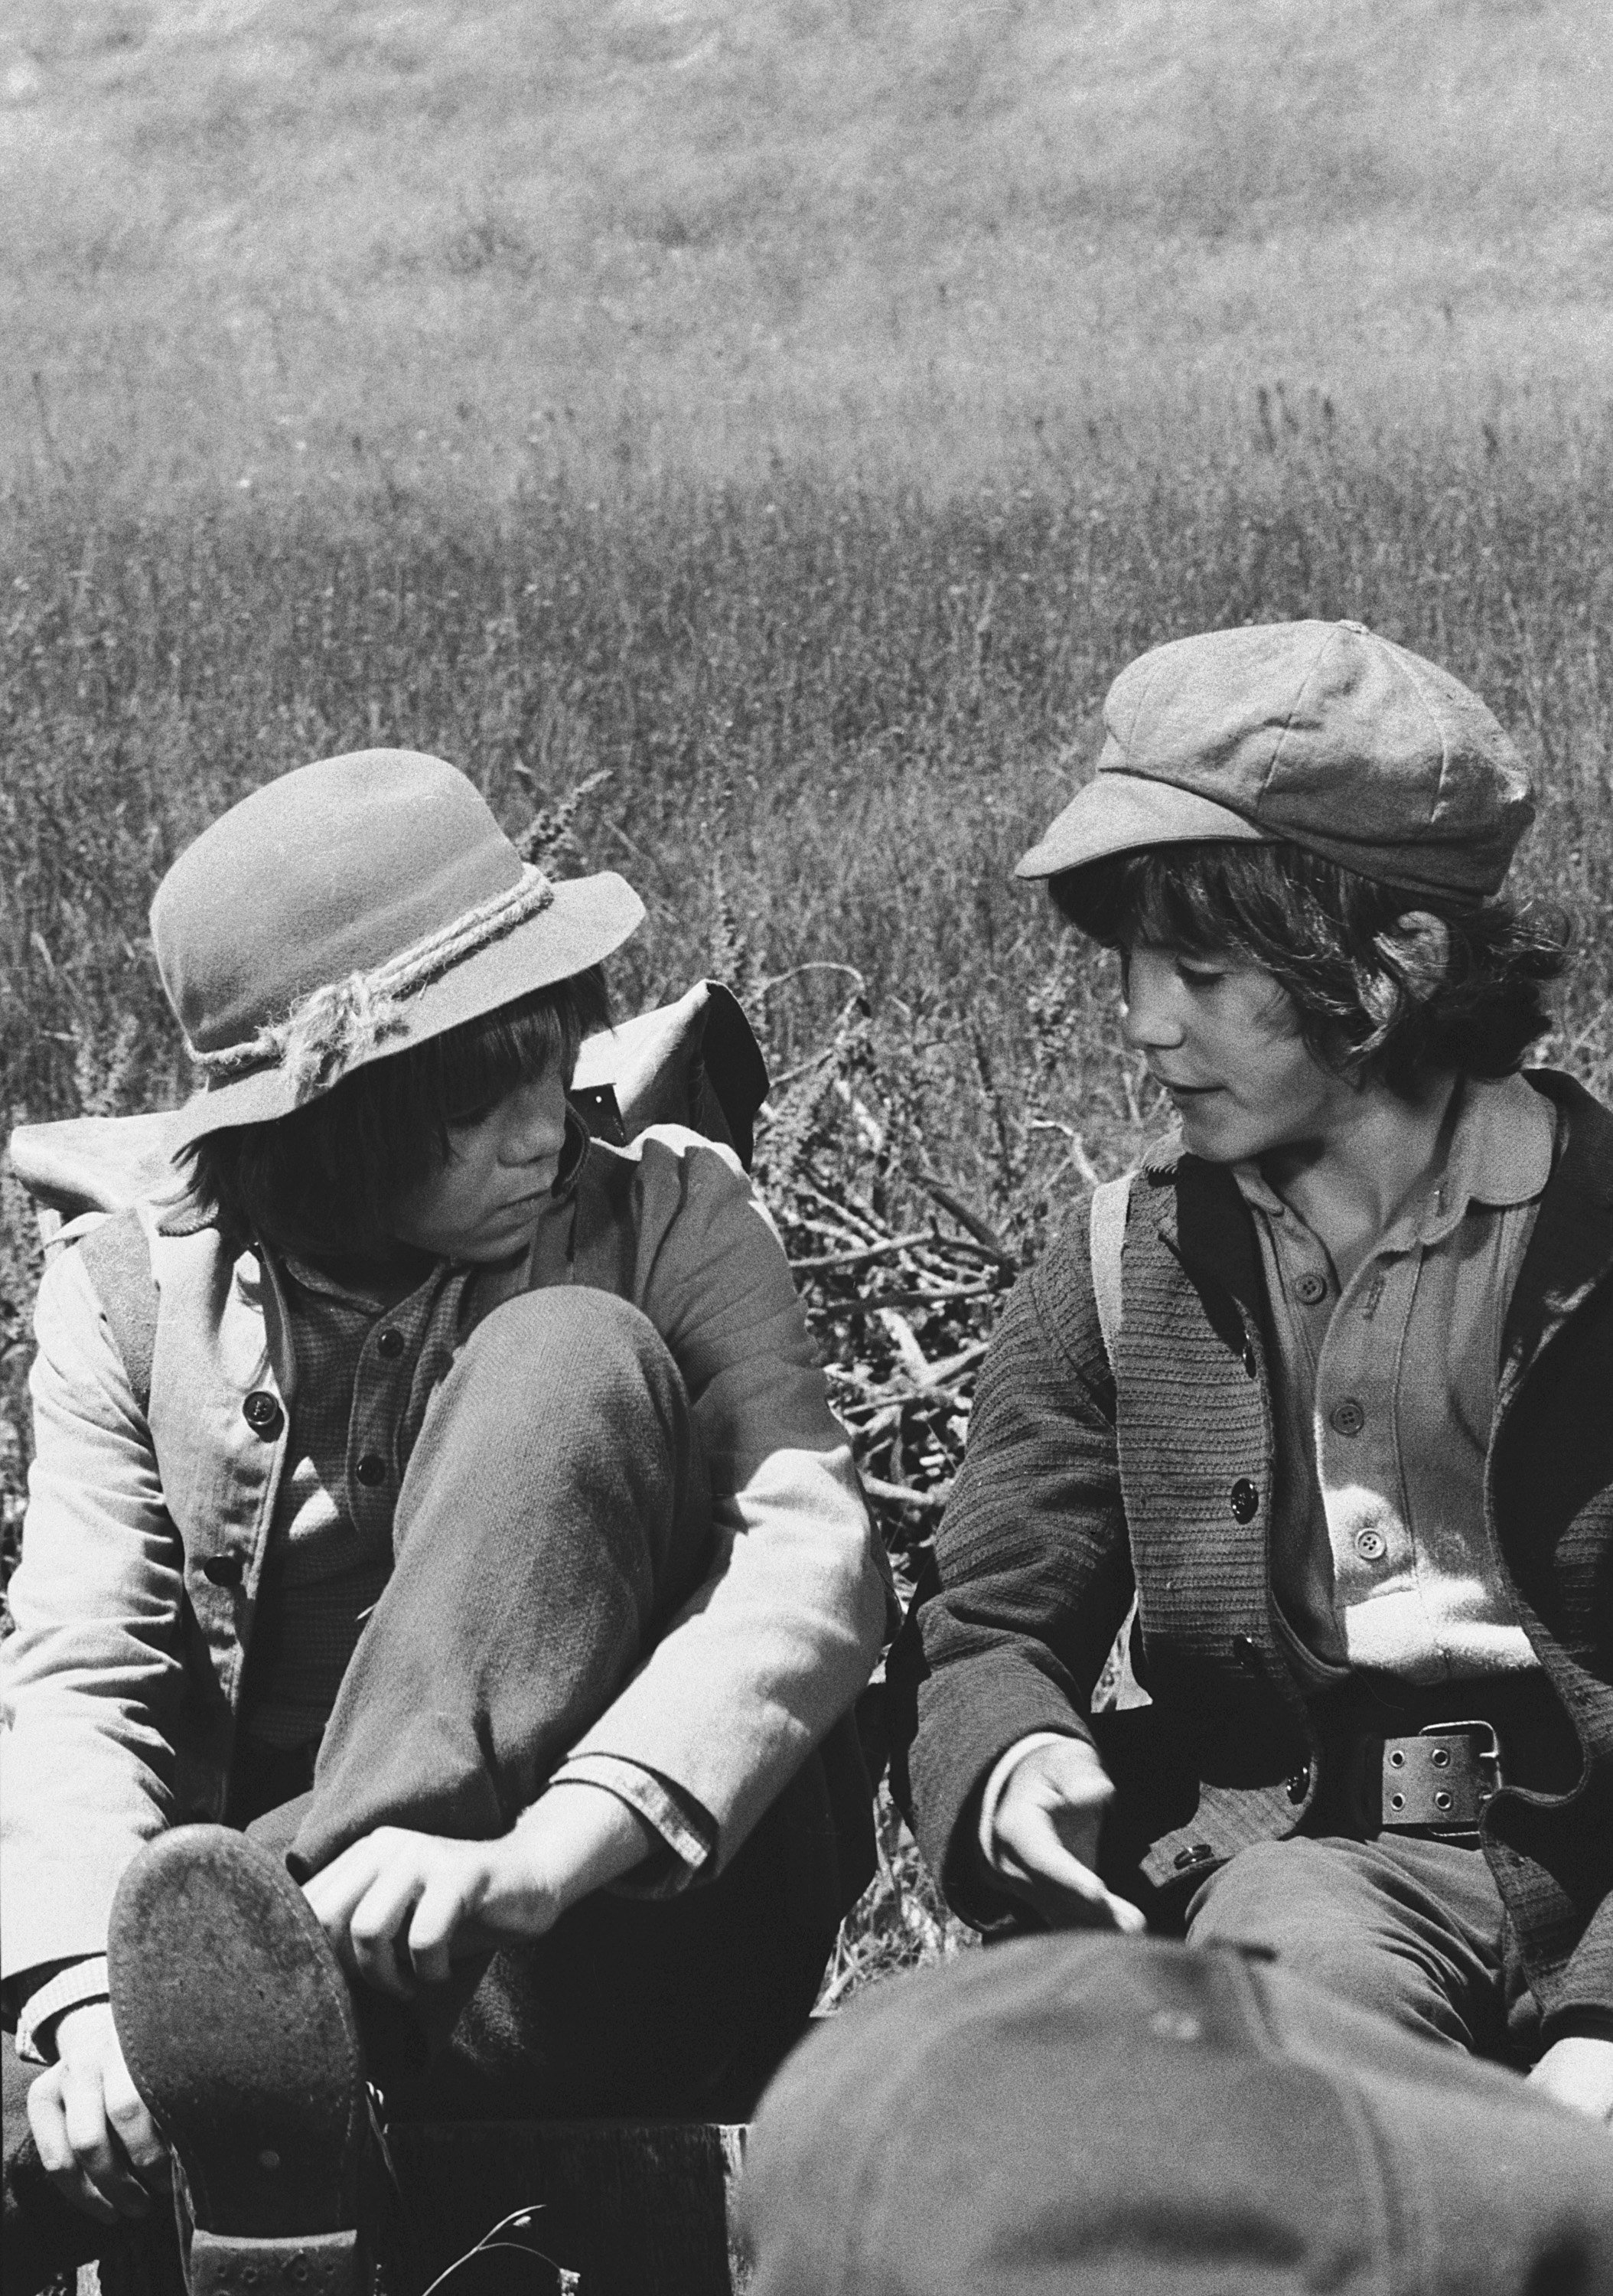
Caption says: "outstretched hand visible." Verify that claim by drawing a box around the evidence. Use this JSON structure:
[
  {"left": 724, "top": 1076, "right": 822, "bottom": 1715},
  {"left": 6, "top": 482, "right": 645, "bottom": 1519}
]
[
  {"left": 988, "top": 1736, "right": 1147, "bottom": 1935},
  {"left": 28, "top": 2000, "right": 171, "bottom": 2226},
  {"left": 301, "top": 1783, "right": 660, "bottom": 1998}
]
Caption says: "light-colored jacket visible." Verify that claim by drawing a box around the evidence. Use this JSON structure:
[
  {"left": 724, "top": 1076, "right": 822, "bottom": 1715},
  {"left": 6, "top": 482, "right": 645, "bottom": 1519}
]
[{"left": 2, "top": 1124, "right": 888, "bottom": 1984}]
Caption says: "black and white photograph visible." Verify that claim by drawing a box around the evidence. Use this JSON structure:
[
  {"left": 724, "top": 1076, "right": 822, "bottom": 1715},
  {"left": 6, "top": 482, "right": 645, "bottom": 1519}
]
[{"left": 4, "top": 6, "right": 1612, "bottom": 2291}]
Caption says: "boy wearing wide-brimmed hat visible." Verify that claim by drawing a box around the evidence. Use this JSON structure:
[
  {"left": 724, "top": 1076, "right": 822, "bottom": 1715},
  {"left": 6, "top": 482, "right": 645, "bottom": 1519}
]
[
  {"left": 894, "top": 621, "right": 1613, "bottom": 2132},
  {"left": 2, "top": 752, "right": 888, "bottom": 2291}
]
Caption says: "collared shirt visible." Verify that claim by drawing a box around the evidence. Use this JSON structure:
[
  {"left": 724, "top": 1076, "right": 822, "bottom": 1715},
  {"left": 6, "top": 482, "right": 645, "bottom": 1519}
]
[
  {"left": 1233, "top": 1071, "right": 1554, "bottom": 1691},
  {"left": 239, "top": 1251, "right": 472, "bottom": 1750}
]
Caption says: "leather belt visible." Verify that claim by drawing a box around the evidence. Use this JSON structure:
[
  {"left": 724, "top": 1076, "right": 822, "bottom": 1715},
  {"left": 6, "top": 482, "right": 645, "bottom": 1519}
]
[{"left": 1340, "top": 1719, "right": 1504, "bottom": 1835}]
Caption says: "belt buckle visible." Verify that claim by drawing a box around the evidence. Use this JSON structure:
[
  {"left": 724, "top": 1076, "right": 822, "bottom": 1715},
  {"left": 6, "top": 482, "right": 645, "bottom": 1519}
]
[{"left": 1379, "top": 1720, "right": 1504, "bottom": 1831}]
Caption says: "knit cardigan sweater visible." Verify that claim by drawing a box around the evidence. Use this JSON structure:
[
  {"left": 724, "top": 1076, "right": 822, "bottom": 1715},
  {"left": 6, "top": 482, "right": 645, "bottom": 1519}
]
[{"left": 894, "top": 1071, "right": 1613, "bottom": 2043}]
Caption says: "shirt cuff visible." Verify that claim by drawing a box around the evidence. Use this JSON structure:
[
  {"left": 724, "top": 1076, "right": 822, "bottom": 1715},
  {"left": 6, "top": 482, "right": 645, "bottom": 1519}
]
[
  {"left": 976, "top": 1731, "right": 1080, "bottom": 1870},
  {"left": 547, "top": 1754, "right": 717, "bottom": 1896},
  {"left": 15, "top": 1958, "right": 111, "bottom": 2066}
]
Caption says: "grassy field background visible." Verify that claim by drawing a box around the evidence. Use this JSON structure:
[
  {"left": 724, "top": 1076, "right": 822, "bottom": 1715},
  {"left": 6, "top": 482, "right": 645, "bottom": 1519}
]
[{"left": 5, "top": 0, "right": 1613, "bottom": 1986}]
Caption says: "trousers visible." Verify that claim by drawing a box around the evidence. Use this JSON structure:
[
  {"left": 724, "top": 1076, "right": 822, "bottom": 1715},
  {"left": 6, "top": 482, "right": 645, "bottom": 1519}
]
[
  {"left": 1182, "top": 1829, "right": 1541, "bottom": 2063},
  {"left": 5, "top": 1290, "right": 850, "bottom": 2291}
]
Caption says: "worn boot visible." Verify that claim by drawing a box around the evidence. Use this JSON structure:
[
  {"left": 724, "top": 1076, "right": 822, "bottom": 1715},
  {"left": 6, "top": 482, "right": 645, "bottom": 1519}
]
[{"left": 108, "top": 1828, "right": 371, "bottom": 2296}]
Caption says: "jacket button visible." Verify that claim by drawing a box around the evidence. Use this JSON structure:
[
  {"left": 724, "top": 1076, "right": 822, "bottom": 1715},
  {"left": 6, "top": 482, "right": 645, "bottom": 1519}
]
[
  {"left": 242, "top": 1390, "right": 283, "bottom": 1440},
  {"left": 202, "top": 1554, "right": 244, "bottom": 1587},
  {"left": 1330, "top": 1398, "right": 1366, "bottom": 1437},
  {"left": 1231, "top": 1635, "right": 1262, "bottom": 1673},
  {"left": 1241, "top": 1342, "right": 1258, "bottom": 1378},
  {"left": 354, "top": 1452, "right": 387, "bottom": 1488},
  {"left": 1173, "top": 1844, "right": 1216, "bottom": 1871},
  {"left": 1293, "top": 1272, "right": 1328, "bottom": 1306},
  {"left": 1229, "top": 1479, "right": 1259, "bottom": 1524},
  {"left": 1286, "top": 1763, "right": 1311, "bottom": 1804},
  {"left": 376, "top": 1327, "right": 405, "bottom": 1361}
]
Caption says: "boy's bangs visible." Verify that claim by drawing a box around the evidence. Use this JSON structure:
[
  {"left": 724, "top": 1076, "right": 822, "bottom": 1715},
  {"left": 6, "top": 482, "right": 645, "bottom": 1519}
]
[
  {"left": 1117, "top": 850, "right": 1256, "bottom": 956},
  {"left": 432, "top": 996, "right": 574, "bottom": 1122}
]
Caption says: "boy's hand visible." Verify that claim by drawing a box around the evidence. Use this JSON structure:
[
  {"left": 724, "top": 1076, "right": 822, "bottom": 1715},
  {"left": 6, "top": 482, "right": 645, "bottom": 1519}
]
[
  {"left": 989, "top": 1737, "right": 1147, "bottom": 1934},
  {"left": 302, "top": 1783, "right": 659, "bottom": 1998},
  {"left": 27, "top": 2001, "right": 171, "bottom": 2225},
  {"left": 1528, "top": 2035, "right": 1613, "bottom": 2125}
]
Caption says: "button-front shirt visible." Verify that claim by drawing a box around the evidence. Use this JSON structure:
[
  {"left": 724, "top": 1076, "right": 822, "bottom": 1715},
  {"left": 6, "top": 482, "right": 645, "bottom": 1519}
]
[
  {"left": 1233, "top": 1071, "right": 1554, "bottom": 1690},
  {"left": 240, "top": 1253, "right": 471, "bottom": 1751}
]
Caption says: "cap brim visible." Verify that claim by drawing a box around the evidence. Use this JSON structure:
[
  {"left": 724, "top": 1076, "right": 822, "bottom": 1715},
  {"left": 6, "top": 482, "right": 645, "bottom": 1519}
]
[
  {"left": 168, "top": 872, "right": 647, "bottom": 1147},
  {"left": 1015, "top": 771, "right": 1272, "bottom": 880}
]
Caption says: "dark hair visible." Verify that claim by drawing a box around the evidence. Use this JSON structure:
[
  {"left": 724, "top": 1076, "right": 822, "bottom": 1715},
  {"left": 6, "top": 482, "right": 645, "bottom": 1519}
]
[
  {"left": 181, "top": 967, "right": 611, "bottom": 1259},
  {"left": 1049, "top": 844, "right": 1569, "bottom": 1091}
]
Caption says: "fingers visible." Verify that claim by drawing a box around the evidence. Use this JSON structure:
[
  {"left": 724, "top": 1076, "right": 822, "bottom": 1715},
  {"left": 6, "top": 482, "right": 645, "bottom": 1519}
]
[
  {"left": 405, "top": 1878, "right": 472, "bottom": 1989},
  {"left": 303, "top": 1828, "right": 488, "bottom": 1998},
  {"left": 1014, "top": 1818, "right": 1142, "bottom": 1929},
  {"left": 996, "top": 1805, "right": 1148, "bottom": 1935},
  {"left": 102, "top": 2056, "right": 174, "bottom": 2185},
  {"left": 28, "top": 2062, "right": 154, "bottom": 2225}
]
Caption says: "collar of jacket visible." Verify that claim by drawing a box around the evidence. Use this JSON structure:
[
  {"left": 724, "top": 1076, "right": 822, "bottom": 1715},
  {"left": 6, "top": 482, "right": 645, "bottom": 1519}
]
[
  {"left": 1133, "top": 1130, "right": 1269, "bottom": 1363},
  {"left": 1497, "top": 1070, "right": 1613, "bottom": 1397}
]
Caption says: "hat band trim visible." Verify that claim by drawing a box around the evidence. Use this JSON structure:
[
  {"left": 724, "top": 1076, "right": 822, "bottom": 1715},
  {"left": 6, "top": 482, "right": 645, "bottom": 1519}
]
[{"left": 186, "top": 863, "right": 556, "bottom": 1103}]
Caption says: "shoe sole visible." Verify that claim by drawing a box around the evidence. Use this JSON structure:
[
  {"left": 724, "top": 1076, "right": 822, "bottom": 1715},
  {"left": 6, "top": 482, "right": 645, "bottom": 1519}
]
[{"left": 109, "top": 1826, "right": 367, "bottom": 2255}]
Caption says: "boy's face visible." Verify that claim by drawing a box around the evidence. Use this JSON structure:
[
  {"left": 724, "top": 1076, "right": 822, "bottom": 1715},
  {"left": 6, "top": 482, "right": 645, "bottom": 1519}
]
[
  {"left": 389, "top": 1066, "right": 570, "bottom": 1263},
  {"left": 1120, "top": 941, "right": 1360, "bottom": 1167}
]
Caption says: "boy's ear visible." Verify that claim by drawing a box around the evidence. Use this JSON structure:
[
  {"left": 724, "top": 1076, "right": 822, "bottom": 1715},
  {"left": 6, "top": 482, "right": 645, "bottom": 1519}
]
[{"left": 1373, "top": 910, "right": 1452, "bottom": 1004}]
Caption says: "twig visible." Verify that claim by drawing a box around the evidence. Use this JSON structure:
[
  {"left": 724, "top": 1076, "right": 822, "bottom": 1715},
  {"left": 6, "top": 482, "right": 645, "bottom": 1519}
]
[
  {"left": 861, "top": 1474, "right": 953, "bottom": 1515},
  {"left": 926, "top": 1336, "right": 992, "bottom": 1382},
  {"left": 917, "top": 1172, "right": 1015, "bottom": 1266},
  {"left": 757, "top": 961, "right": 868, "bottom": 1000},
  {"left": 877, "top": 1308, "right": 934, "bottom": 1382},
  {"left": 859, "top": 1282, "right": 997, "bottom": 1309},
  {"left": 790, "top": 1230, "right": 933, "bottom": 1273}
]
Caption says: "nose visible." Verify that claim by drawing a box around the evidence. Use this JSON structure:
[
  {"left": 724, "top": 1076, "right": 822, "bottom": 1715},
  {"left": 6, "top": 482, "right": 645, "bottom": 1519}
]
[
  {"left": 1119, "top": 951, "right": 1185, "bottom": 1052},
  {"left": 496, "top": 1076, "right": 566, "bottom": 1165}
]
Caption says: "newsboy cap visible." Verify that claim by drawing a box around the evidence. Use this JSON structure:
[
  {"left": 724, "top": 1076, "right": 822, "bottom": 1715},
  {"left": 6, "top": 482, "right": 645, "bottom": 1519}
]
[{"left": 1016, "top": 620, "right": 1534, "bottom": 899}]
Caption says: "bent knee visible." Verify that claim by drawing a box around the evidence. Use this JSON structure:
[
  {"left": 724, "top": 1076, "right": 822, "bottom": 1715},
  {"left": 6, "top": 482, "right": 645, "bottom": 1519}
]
[
  {"left": 1186, "top": 1836, "right": 1341, "bottom": 1951},
  {"left": 463, "top": 1287, "right": 675, "bottom": 1391}
]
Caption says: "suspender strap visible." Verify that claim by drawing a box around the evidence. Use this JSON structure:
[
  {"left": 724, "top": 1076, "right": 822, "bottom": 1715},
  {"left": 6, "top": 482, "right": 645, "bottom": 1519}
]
[{"left": 1088, "top": 1173, "right": 1132, "bottom": 1374}]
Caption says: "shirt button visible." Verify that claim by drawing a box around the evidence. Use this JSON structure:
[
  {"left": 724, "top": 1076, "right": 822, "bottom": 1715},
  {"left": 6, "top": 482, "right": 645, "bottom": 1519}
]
[
  {"left": 1293, "top": 1272, "right": 1328, "bottom": 1306},
  {"left": 1231, "top": 1635, "right": 1263, "bottom": 1673},
  {"left": 1229, "top": 1479, "right": 1260, "bottom": 1524},
  {"left": 1331, "top": 1399, "right": 1366, "bottom": 1437},
  {"left": 355, "top": 1452, "right": 387, "bottom": 1488},
  {"left": 376, "top": 1327, "right": 405, "bottom": 1361},
  {"left": 1355, "top": 1528, "right": 1387, "bottom": 1561},
  {"left": 242, "top": 1390, "right": 283, "bottom": 1440}
]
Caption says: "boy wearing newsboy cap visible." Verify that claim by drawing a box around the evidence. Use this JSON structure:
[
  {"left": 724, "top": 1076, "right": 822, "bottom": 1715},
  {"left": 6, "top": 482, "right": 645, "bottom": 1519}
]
[{"left": 895, "top": 620, "right": 1613, "bottom": 2131}]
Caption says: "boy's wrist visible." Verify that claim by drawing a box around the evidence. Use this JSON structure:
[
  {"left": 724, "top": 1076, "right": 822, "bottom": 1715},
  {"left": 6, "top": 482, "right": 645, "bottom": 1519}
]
[{"left": 498, "top": 1782, "right": 660, "bottom": 1927}]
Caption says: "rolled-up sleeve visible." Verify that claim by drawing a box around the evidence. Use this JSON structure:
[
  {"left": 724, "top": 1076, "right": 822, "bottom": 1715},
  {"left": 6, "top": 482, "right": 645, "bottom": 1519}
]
[
  {"left": 560, "top": 1130, "right": 888, "bottom": 1874},
  {"left": 2, "top": 1247, "right": 187, "bottom": 1985}
]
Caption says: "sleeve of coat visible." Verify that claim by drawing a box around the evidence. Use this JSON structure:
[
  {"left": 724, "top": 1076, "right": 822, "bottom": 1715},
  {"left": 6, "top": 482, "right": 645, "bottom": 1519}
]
[
  {"left": 1, "top": 1246, "right": 187, "bottom": 1985},
  {"left": 1542, "top": 1887, "right": 1613, "bottom": 2044},
  {"left": 889, "top": 1218, "right": 1136, "bottom": 1925},
  {"left": 556, "top": 1131, "right": 888, "bottom": 1873}
]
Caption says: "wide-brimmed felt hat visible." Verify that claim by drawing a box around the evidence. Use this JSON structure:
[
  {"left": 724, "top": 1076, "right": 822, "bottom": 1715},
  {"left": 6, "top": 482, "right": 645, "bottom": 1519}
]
[
  {"left": 1016, "top": 619, "right": 1534, "bottom": 899},
  {"left": 154, "top": 750, "right": 645, "bottom": 1147}
]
